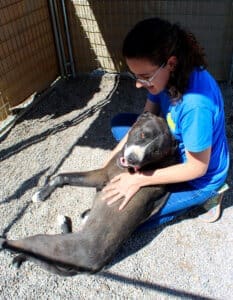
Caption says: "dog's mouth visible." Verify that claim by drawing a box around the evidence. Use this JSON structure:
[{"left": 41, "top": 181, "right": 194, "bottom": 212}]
[{"left": 118, "top": 156, "right": 141, "bottom": 172}]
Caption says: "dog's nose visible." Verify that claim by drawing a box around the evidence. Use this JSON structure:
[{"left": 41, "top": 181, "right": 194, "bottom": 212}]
[{"left": 126, "top": 153, "right": 139, "bottom": 165}]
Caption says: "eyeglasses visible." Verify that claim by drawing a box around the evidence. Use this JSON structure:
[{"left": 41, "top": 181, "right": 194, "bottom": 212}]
[{"left": 127, "top": 63, "right": 165, "bottom": 86}]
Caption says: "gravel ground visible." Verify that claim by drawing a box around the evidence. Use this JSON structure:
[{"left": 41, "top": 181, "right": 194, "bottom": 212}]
[{"left": 0, "top": 73, "right": 232, "bottom": 300}]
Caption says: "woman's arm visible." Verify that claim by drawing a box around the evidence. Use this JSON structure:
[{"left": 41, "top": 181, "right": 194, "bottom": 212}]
[
  {"left": 103, "top": 147, "right": 211, "bottom": 210},
  {"left": 141, "top": 147, "right": 211, "bottom": 185}
]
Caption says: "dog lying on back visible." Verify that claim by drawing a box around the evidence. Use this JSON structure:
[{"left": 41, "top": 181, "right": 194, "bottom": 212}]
[{"left": 0, "top": 112, "right": 177, "bottom": 276}]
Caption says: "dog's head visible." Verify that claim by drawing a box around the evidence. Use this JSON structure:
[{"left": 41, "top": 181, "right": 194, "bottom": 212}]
[{"left": 119, "top": 112, "right": 176, "bottom": 171}]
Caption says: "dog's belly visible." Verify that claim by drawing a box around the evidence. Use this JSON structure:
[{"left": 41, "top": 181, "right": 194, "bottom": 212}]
[
  {"left": 77, "top": 185, "right": 168, "bottom": 266},
  {"left": 3, "top": 185, "right": 167, "bottom": 273}
]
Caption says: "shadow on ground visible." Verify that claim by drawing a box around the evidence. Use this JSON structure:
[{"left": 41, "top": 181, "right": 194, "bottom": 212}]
[
  {"left": 0, "top": 75, "right": 232, "bottom": 272},
  {"left": 0, "top": 75, "right": 146, "bottom": 163}
]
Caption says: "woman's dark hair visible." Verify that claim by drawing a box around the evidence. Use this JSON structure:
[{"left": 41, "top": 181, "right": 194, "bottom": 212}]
[{"left": 122, "top": 17, "right": 207, "bottom": 96}]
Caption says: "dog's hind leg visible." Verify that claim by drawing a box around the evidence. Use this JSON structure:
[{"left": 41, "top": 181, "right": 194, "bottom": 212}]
[
  {"left": 10, "top": 215, "right": 73, "bottom": 270},
  {"left": 32, "top": 168, "right": 108, "bottom": 202},
  {"left": 12, "top": 254, "right": 27, "bottom": 269},
  {"left": 0, "top": 235, "right": 94, "bottom": 276}
]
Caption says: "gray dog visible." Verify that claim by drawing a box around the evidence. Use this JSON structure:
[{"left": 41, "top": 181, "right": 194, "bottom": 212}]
[{"left": 0, "top": 112, "right": 177, "bottom": 276}]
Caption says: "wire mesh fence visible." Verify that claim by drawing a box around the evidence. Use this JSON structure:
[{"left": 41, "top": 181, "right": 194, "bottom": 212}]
[
  {"left": 68, "top": 0, "right": 233, "bottom": 78},
  {"left": 0, "top": 0, "right": 58, "bottom": 121},
  {"left": 0, "top": 0, "right": 232, "bottom": 121}
]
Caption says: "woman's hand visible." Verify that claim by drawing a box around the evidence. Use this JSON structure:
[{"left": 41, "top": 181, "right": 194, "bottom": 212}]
[
  {"left": 101, "top": 147, "right": 211, "bottom": 212},
  {"left": 102, "top": 172, "right": 144, "bottom": 210}
]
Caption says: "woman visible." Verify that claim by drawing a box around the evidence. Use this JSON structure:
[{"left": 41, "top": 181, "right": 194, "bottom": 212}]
[{"left": 102, "top": 17, "right": 229, "bottom": 228}]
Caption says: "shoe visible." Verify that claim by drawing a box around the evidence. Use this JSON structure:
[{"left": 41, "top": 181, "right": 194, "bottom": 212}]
[
  {"left": 198, "top": 183, "right": 229, "bottom": 223},
  {"left": 198, "top": 194, "right": 224, "bottom": 223}
]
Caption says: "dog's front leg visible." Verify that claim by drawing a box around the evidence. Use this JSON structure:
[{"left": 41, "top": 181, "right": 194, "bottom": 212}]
[{"left": 32, "top": 168, "right": 108, "bottom": 202}]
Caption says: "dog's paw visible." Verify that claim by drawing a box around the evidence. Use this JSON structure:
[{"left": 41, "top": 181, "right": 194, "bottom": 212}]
[
  {"left": 32, "top": 187, "right": 49, "bottom": 202},
  {"left": 32, "top": 190, "right": 43, "bottom": 202},
  {"left": 57, "top": 215, "right": 66, "bottom": 226},
  {"left": 12, "top": 255, "right": 27, "bottom": 269},
  {"left": 57, "top": 215, "right": 72, "bottom": 234}
]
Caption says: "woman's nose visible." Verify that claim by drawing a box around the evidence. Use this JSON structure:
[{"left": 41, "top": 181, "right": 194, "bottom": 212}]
[{"left": 135, "top": 81, "right": 144, "bottom": 89}]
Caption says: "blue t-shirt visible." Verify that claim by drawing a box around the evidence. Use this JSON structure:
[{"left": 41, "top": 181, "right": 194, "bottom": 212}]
[{"left": 148, "top": 68, "right": 229, "bottom": 191}]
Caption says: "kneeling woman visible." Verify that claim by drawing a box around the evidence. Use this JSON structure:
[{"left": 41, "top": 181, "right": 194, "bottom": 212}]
[{"left": 102, "top": 17, "right": 229, "bottom": 228}]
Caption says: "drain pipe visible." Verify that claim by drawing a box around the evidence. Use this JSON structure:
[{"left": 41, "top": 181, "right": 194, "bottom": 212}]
[
  {"left": 48, "top": 0, "right": 66, "bottom": 77},
  {"left": 52, "top": 0, "right": 68, "bottom": 76},
  {"left": 61, "top": 0, "right": 76, "bottom": 78},
  {"left": 229, "top": 51, "right": 233, "bottom": 85}
]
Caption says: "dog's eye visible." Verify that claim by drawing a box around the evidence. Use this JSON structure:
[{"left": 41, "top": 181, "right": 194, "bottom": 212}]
[{"left": 140, "top": 131, "right": 151, "bottom": 139}]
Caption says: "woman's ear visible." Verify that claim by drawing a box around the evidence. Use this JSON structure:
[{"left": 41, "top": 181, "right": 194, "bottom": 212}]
[{"left": 167, "top": 56, "right": 178, "bottom": 72}]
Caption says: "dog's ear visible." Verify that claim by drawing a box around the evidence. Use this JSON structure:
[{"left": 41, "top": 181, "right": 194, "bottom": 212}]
[
  {"left": 130, "top": 111, "right": 152, "bottom": 131},
  {"left": 138, "top": 111, "right": 151, "bottom": 120},
  {"left": 162, "top": 133, "right": 178, "bottom": 156},
  {"left": 157, "top": 125, "right": 177, "bottom": 157}
]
